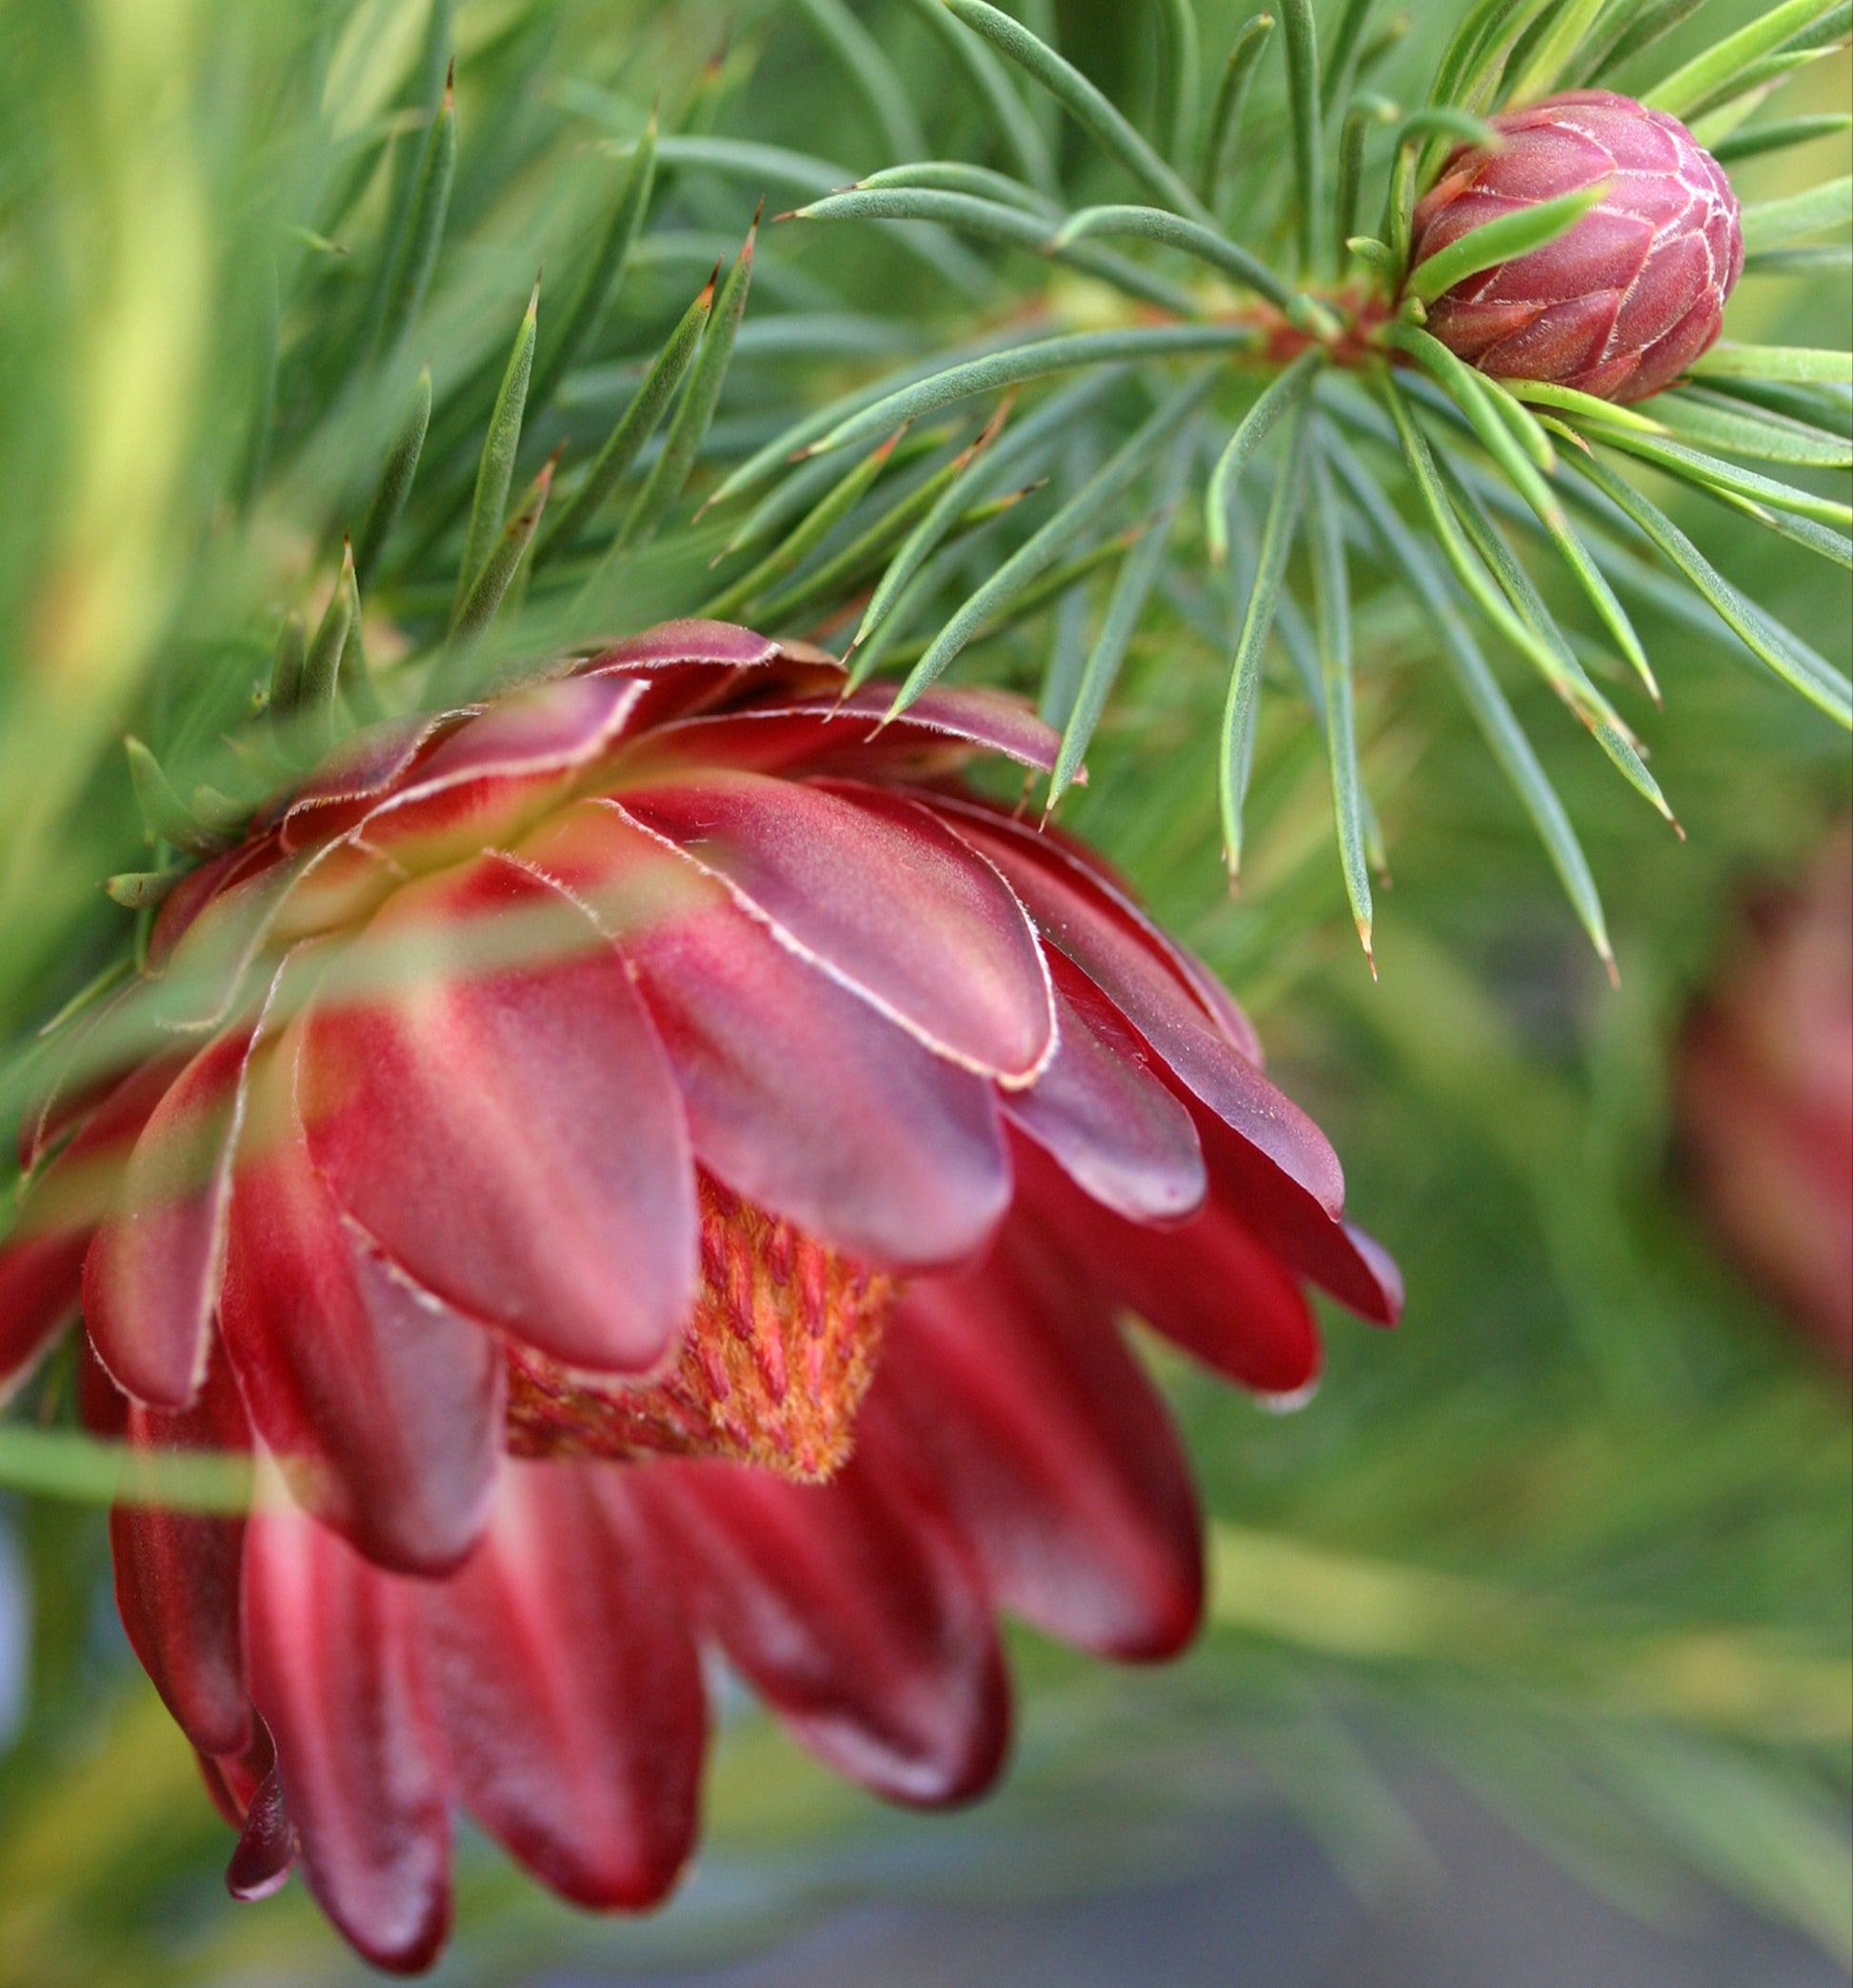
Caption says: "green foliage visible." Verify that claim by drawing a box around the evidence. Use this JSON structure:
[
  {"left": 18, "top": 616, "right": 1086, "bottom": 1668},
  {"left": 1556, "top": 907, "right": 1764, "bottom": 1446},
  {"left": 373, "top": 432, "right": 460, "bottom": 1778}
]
[{"left": 0, "top": 1, "right": 1846, "bottom": 1978}]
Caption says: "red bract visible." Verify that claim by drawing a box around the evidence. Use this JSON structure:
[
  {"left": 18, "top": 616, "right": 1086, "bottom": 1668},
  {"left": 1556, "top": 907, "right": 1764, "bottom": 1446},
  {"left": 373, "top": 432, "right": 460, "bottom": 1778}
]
[
  {"left": 1409, "top": 89, "right": 1742, "bottom": 404},
  {"left": 1, "top": 623, "right": 1399, "bottom": 1973}
]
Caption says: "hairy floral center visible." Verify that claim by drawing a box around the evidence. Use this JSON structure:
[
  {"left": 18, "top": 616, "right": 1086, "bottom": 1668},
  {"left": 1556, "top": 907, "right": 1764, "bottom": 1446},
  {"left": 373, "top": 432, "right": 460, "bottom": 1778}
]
[{"left": 505, "top": 1177, "right": 893, "bottom": 1483}]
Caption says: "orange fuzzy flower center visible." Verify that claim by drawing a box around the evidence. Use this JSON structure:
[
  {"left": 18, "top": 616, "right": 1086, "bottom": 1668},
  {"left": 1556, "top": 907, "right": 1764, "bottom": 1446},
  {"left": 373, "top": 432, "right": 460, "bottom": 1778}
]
[{"left": 505, "top": 1177, "right": 892, "bottom": 1483}]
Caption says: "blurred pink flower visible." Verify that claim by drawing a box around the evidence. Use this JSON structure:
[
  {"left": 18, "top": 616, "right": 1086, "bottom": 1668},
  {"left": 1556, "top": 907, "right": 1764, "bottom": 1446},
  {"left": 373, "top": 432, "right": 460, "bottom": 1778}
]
[{"left": 1680, "top": 826, "right": 1853, "bottom": 1365}]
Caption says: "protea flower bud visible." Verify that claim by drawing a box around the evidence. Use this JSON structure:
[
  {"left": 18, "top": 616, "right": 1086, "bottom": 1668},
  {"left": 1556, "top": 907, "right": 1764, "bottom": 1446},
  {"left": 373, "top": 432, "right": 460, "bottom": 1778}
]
[
  {"left": 1409, "top": 89, "right": 1743, "bottom": 404},
  {"left": 0, "top": 623, "right": 1398, "bottom": 1972}
]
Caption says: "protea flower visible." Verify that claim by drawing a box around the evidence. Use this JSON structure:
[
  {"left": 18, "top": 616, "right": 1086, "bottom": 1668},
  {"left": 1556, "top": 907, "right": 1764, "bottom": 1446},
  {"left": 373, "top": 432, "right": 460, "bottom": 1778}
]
[
  {"left": 0, "top": 622, "right": 1397, "bottom": 1972},
  {"left": 1680, "top": 827, "right": 1853, "bottom": 1365},
  {"left": 1409, "top": 89, "right": 1743, "bottom": 404}
]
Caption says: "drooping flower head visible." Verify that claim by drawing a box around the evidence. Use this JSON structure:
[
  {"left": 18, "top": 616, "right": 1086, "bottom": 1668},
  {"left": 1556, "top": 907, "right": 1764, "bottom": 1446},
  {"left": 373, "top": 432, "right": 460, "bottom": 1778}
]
[
  {"left": 1, "top": 624, "right": 1398, "bottom": 1972},
  {"left": 1410, "top": 89, "right": 1743, "bottom": 404}
]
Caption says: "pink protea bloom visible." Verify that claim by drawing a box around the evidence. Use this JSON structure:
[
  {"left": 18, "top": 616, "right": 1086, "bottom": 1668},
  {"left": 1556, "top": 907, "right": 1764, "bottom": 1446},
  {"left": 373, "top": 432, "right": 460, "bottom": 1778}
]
[
  {"left": 0, "top": 623, "right": 1399, "bottom": 1973},
  {"left": 1409, "top": 89, "right": 1743, "bottom": 404}
]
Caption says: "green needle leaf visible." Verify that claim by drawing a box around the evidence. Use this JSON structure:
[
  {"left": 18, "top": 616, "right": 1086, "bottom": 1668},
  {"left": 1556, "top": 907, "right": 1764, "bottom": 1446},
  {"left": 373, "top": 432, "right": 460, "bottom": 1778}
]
[
  {"left": 1573, "top": 0, "right": 1706, "bottom": 87},
  {"left": 1566, "top": 426, "right": 1853, "bottom": 534},
  {"left": 891, "top": 375, "right": 1214, "bottom": 712},
  {"left": 752, "top": 437, "right": 983, "bottom": 629},
  {"left": 1391, "top": 329, "right": 1657, "bottom": 701},
  {"left": 1048, "top": 201, "right": 1299, "bottom": 310},
  {"left": 1049, "top": 434, "right": 1194, "bottom": 805},
  {"left": 535, "top": 270, "right": 714, "bottom": 568},
  {"left": 856, "top": 380, "right": 1105, "bottom": 651},
  {"left": 1688, "top": 342, "right": 1853, "bottom": 386},
  {"left": 943, "top": 0, "right": 1217, "bottom": 226},
  {"left": 1327, "top": 430, "right": 1612, "bottom": 966},
  {"left": 300, "top": 539, "right": 358, "bottom": 746},
  {"left": 1205, "top": 349, "right": 1325, "bottom": 565},
  {"left": 855, "top": 162, "right": 1057, "bottom": 214},
  {"left": 124, "top": 739, "right": 215, "bottom": 855},
  {"left": 1404, "top": 181, "right": 1609, "bottom": 305},
  {"left": 454, "top": 279, "right": 540, "bottom": 618},
  {"left": 375, "top": 61, "right": 456, "bottom": 356},
  {"left": 1504, "top": 0, "right": 1611, "bottom": 104},
  {"left": 106, "top": 870, "right": 181, "bottom": 911},
  {"left": 1220, "top": 405, "right": 1307, "bottom": 877},
  {"left": 1155, "top": 0, "right": 1203, "bottom": 169},
  {"left": 618, "top": 217, "right": 757, "bottom": 554},
  {"left": 1279, "top": 0, "right": 1325, "bottom": 271},
  {"left": 892, "top": 0, "right": 1057, "bottom": 192},
  {"left": 700, "top": 428, "right": 905, "bottom": 621},
  {"left": 337, "top": 551, "right": 382, "bottom": 724},
  {"left": 1337, "top": 94, "right": 1401, "bottom": 255},
  {"left": 791, "top": 189, "right": 1202, "bottom": 315},
  {"left": 1643, "top": 0, "right": 1841, "bottom": 118},
  {"left": 1322, "top": 0, "right": 1380, "bottom": 114},
  {"left": 1741, "top": 175, "right": 1853, "bottom": 255},
  {"left": 1561, "top": 441, "right": 1852, "bottom": 728},
  {"left": 448, "top": 454, "right": 555, "bottom": 652},
  {"left": 807, "top": 325, "right": 1255, "bottom": 459},
  {"left": 1378, "top": 377, "right": 1651, "bottom": 759},
  {"left": 1435, "top": 449, "right": 1676, "bottom": 825},
  {"left": 528, "top": 114, "right": 657, "bottom": 418},
  {"left": 1202, "top": 14, "right": 1276, "bottom": 210},
  {"left": 1307, "top": 437, "right": 1374, "bottom": 967},
  {"left": 1710, "top": 113, "right": 1853, "bottom": 165},
  {"left": 353, "top": 367, "right": 431, "bottom": 592},
  {"left": 1644, "top": 388, "right": 1852, "bottom": 469},
  {"left": 267, "top": 611, "right": 307, "bottom": 730}
]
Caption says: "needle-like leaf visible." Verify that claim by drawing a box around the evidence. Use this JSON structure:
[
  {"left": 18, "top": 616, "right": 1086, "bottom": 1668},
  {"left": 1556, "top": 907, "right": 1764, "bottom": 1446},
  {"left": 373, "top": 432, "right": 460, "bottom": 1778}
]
[
  {"left": 943, "top": 0, "right": 1217, "bottom": 226},
  {"left": 1643, "top": 0, "right": 1841, "bottom": 118},
  {"left": 1279, "top": 0, "right": 1325, "bottom": 271},
  {"left": 1202, "top": 15, "right": 1276, "bottom": 210},
  {"left": 1404, "top": 181, "right": 1610, "bottom": 305},
  {"left": 1328, "top": 431, "right": 1612, "bottom": 966},
  {"left": 617, "top": 218, "right": 756, "bottom": 553},
  {"left": 1307, "top": 436, "right": 1375, "bottom": 966},
  {"left": 700, "top": 429, "right": 905, "bottom": 620},
  {"left": 892, "top": 0, "right": 1057, "bottom": 192},
  {"left": 1221, "top": 402, "right": 1308, "bottom": 874},
  {"left": 1205, "top": 350, "right": 1325, "bottom": 565},
  {"left": 1391, "top": 328, "right": 1657, "bottom": 700},
  {"left": 891, "top": 374, "right": 1214, "bottom": 711},
  {"left": 1049, "top": 202, "right": 1304, "bottom": 312},
  {"left": 454, "top": 279, "right": 539, "bottom": 616},
  {"left": 353, "top": 368, "right": 432, "bottom": 591},
  {"left": 791, "top": 189, "right": 1201, "bottom": 315},
  {"left": 857, "top": 377, "right": 1107, "bottom": 650},
  {"left": 1688, "top": 342, "right": 1853, "bottom": 386},
  {"left": 1561, "top": 441, "right": 1852, "bottom": 728},
  {"left": 1049, "top": 432, "right": 1194, "bottom": 805},
  {"left": 806, "top": 324, "right": 1256, "bottom": 458},
  {"left": 535, "top": 272, "right": 714, "bottom": 567}
]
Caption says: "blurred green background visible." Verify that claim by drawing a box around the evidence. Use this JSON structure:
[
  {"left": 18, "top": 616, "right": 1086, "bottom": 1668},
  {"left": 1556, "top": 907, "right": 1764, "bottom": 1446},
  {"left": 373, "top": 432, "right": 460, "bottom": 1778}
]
[{"left": 0, "top": 2, "right": 1845, "bottom": 1981}]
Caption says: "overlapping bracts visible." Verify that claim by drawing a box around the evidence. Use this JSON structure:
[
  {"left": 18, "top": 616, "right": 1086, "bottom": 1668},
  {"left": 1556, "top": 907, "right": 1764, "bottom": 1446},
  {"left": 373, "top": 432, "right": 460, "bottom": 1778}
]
[
  {"left": 1410, "top": 89, "right": 1743, "bottom": 404},
  {"left": 1, "top": 624, "right": 1398, "bottom": 1972}
]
